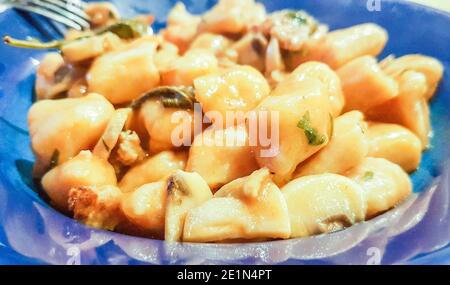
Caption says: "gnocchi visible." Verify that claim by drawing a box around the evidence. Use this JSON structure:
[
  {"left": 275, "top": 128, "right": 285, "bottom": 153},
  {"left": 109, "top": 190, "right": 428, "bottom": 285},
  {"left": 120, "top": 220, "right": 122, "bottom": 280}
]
[{"left": 9, "top": 1, "right": 442, "bottom": 243}]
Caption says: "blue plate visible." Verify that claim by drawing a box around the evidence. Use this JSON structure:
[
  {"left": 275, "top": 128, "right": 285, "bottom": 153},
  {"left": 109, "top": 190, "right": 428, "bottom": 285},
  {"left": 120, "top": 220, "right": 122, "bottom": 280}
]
[{"left": 0, "top": 0, "right": 449, "bottom": 265}]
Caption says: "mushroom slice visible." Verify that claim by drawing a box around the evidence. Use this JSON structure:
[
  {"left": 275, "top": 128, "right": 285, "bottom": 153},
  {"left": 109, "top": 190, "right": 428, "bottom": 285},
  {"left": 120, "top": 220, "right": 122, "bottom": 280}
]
[
  {"left": 183, "top": 168, "right": 291, "bottom": 242},
  {"left": 345, "top": 157, "right": 412, "bottom": 219},
  {"left": 165, "top": 170, "right": 213, "bottom": 241},
  {"left": 42, "top": 150, "right": 117, "bottom": 211},
  {"left": 265, "top": 37, "right": 285, "bottom": 77},
  {"left": 294, "top": 111, "right": 369, "bottom": 178},
  {"left": 282, "top": 173, "right": 366, "bottom": 238},
  {"left": 93, "top": 108, "right": 132, "bottom": 160},
  {"left": 68, "top": 185, "right": 123, "bottom": 230}
]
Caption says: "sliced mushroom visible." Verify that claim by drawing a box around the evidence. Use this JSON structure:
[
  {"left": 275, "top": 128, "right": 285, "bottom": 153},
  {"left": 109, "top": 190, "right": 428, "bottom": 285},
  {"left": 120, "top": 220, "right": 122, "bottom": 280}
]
[
  {"left": 165, "top": 170, "right": 213, "bottom": 241},
  {"left": 183, "top": 168, "right": 290, "bottom": 242},
  {"left": 265, "top": 37, "right": 285, "bottom": 76},
  {"left": 345, "top": 157, "right": 412, "bottom": 219},
  {"left": 93, "top": 108, "right": 132, "bottom": 161},
  {"left": 282, "top": 173, "right": 366, "bottom": 237}
]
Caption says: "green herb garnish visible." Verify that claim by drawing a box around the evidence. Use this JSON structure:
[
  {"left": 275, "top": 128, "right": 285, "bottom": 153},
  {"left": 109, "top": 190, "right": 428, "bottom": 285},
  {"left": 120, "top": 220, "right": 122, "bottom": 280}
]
[
  {"left": 49, "top": 149, "right": 60, "bottom": 170},
  {"left": 131, "top": 86, "right": 197, "bottom": 110},
  {"left": 297, "top": 111, "right": 326, "bottom": 146},
  {"left": 363, "top": 171, "right": 374, "bottom": 181},
  {"left": 285, "top": 10, "right": 308, "bottom": 25},
  {"left": 95, "top": 19, "right": 148, "bottom": 39},
  {"left": 3, "top": 19, "right": 148, "bottom": 50}
]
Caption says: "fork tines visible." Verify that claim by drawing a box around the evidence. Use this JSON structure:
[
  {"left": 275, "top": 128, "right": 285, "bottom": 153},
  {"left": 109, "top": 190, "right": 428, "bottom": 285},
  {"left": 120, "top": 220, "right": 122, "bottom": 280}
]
[{"left": 6, "top": 0, "right": 91, "bottom": 30}]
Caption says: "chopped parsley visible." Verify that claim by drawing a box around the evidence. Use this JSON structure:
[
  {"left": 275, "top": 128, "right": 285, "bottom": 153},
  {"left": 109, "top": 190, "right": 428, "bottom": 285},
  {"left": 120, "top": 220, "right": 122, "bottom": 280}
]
[
  {"left": 297, "top": 111, "right": 326, "bottom": 146},
  {"left": 363, "top": 171, "right": 374, "bottom": 181},
  {"left": 285, "top": 10, "right": 308, "bottom": 25}
]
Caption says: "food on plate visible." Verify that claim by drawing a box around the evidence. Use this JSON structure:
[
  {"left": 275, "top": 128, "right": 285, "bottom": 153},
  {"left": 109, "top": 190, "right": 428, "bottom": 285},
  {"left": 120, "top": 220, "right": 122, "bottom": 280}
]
[
  {"left": 293, "top": 110, "right": 368, "bottom": 178},
  {"left": 366, "top": 122, "right": 422, "bottom": 172},
  {"left": 183, "top": 168, "right": 290, "bottom": 242},
  {"left": 5, "top": 1, "right": 443, "bottom": 242},
  {"left": 186, "top": 124, "right": 259, "bottom": 190},
  {"left": 282, "top": 173, "right": 366, "bottom": 237},
  {"left": 165, "top": 170, "right": 213, "bottom": 241},
  {"left": 345, "top": 157, "right": 412, "bottom": 219},
  {"left": 42, "top": 150, "right": 117, "bottom": 211}
]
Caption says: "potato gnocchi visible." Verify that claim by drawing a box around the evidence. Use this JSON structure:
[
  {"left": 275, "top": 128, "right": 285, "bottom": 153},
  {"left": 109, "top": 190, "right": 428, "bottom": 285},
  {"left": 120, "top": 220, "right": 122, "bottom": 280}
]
[{"left": 7, "top": 0, "right": 443, "bottom": 243}]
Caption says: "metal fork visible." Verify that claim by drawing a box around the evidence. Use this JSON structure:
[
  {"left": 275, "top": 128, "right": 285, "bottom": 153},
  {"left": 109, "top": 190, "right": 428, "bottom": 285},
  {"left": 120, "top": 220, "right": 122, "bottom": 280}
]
[{"left": 1, "top": 0, "right": 91, "bottom": 30}]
